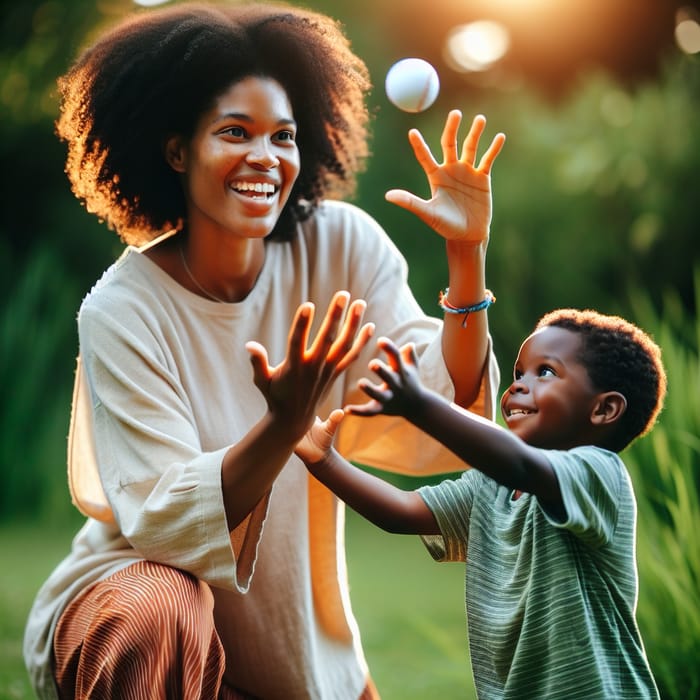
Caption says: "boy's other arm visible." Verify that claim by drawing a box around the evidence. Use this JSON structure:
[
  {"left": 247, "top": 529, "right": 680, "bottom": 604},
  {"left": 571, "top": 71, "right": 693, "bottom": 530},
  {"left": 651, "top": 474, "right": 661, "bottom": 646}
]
[
  {"left": 408, "top": 392, "right": 564, "bottom": 519},
  {"left": 350, "top": 339, "right": 564, "bottom": 519},
  {"left": 305, "top": 448, "right": 440, "bottom": 535}
]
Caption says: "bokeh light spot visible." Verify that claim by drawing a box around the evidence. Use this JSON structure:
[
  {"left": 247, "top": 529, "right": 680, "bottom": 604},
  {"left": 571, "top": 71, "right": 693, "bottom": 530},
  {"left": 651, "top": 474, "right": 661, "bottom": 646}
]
[
  {"left": 675, "top": 17, "right": 700, "bottom": 54},
  {"left": 133, "top": 0, "right": 171, "bottom": 6},
  {"left": 444, "top": 20, "right": 510, "bottom": 73}
]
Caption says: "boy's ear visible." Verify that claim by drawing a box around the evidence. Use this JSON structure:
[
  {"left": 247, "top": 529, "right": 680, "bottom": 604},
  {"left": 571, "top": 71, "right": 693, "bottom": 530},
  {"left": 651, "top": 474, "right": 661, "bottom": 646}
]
[
  {"left": 164, "top": 135, "right": 186, "bottom": 173},
  {"left": 590, "top": 391, "right": 627, "bottom": 426}
]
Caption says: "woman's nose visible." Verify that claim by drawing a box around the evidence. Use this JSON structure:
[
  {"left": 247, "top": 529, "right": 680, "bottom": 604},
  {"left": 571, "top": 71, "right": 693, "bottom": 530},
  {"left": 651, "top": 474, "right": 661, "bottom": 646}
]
[{"left": 247, "top": 139, "right": 279, "bottom": 169}]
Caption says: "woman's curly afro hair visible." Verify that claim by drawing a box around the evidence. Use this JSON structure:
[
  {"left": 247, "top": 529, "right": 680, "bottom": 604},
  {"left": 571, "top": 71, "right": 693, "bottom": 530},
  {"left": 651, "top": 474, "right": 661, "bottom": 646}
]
[
  {"left": 57, "top": 1, "right": 372, "bottom": 246},
  {"left": 535, "top": 308, "right": 667, "bottom": 452}
]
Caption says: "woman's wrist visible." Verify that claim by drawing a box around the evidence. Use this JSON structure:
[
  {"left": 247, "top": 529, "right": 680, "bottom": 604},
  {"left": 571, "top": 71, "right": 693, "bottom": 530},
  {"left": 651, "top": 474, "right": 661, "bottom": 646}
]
[{"left": 444, "top": 238, "right": 487, "bottom": 307}]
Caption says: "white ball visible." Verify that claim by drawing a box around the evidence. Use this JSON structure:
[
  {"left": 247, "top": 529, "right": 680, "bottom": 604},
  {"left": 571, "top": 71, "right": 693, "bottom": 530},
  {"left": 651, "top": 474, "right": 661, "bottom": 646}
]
[{"left": 385, "top": 58, "right": 440, "bottom": 113}]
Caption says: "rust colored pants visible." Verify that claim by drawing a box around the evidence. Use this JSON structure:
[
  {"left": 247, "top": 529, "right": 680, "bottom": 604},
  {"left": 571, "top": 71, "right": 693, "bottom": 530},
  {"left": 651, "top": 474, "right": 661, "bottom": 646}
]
[{"left": 53, "top": 561, "right": 379, "bottom": 699}]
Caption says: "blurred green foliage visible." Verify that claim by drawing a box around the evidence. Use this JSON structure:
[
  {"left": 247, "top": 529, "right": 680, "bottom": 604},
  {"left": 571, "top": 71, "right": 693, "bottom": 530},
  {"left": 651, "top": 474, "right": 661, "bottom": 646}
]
[
  {"left": 623, "top": 271, "right": 700, "bottom": 700},
  {"left": 1, "top": 1, "right": 698, "bottom": 697}
]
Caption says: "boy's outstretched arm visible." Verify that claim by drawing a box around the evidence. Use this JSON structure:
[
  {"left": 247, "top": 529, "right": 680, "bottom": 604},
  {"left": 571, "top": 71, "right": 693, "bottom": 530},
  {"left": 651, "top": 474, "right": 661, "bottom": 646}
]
[
  {"left": 296, "top": 410, "right": 440, "bottom": 535},
  {"left": 349, "top": 338, "right": 564, "bottom": 518}
]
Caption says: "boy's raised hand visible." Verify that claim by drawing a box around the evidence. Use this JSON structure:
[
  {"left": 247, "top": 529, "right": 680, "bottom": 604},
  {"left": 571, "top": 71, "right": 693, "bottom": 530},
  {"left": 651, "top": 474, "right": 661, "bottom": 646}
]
[
  {"left": 346, "top": 337, "right": 428, "bottom": 419},
  {"left": 386, "top": 111, "right": 505, "bottom": 246}
]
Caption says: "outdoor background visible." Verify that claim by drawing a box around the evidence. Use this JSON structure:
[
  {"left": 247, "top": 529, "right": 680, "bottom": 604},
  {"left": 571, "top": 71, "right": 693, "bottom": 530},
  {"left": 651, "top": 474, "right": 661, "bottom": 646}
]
[{"left": 1, "top": 0, "right": 699, "bottom": 698}]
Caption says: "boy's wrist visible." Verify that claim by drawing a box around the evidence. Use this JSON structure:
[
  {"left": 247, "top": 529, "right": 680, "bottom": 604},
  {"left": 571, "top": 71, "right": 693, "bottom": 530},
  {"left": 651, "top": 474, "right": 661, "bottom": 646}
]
[{"left": 303, "top": 447, "right": 337, "bottom": 474}]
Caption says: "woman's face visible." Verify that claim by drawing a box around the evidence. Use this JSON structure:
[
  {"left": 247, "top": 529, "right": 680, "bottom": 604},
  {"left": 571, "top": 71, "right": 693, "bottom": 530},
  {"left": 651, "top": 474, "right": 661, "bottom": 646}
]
[{"left": 168, "top": 76, "right": 301, "bottom": 239}]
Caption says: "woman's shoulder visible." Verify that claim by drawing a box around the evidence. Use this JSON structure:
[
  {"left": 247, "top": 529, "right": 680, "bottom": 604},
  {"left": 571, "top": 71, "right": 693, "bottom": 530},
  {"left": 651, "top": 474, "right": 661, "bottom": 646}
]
[
  {"left": 300, "top": 200, "right": 402, "bottom": 259},
  {"left": 311, "top": 200, "right": 390, "bottom": 236},
  {"left": 78, "top": 248, "right": 168, "bottom": 325}
]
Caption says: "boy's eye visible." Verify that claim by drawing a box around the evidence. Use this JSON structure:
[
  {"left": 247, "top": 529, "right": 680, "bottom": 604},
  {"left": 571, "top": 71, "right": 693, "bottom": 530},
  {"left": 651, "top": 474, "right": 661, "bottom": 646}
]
[
  {"left": 539, "top": 366, "right": 555, "bottom": 378},
  {"left": 513, "top": 369, "right": 523, "bottom": 380}
]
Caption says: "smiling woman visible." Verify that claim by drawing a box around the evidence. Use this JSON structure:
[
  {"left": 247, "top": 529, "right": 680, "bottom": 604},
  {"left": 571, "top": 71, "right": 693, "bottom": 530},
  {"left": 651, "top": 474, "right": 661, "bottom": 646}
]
[
  {"left": 159, "top": 76, "right": 301, "bottom": 302},
  {"left": 23, "top": 3, "right": 505, "bottom": 699}
]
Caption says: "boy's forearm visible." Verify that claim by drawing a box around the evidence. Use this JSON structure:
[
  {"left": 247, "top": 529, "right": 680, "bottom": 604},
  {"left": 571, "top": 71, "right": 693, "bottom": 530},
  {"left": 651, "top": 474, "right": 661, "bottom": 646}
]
[
  {"left": 407, "top": 390, "right": 542, "bottom": 491},
  {"left": 304, "top": 449, "right": 436, "bottom": 534}
]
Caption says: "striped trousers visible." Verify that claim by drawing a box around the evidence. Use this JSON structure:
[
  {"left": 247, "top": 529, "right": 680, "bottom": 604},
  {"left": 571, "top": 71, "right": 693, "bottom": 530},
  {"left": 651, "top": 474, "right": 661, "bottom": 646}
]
[{"left": 53, "top": 560, "right": 379, "bottom": 700}]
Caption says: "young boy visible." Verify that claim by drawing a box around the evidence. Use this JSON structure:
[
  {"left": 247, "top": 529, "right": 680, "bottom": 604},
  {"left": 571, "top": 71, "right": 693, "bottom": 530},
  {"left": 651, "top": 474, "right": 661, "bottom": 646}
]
[{"left": 296, "top": 308, "right": 666, "bottom": 700}]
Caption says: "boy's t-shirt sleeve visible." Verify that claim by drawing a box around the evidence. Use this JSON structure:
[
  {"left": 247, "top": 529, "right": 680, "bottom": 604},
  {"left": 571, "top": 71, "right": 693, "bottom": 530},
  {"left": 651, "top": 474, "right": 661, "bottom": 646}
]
[
  {"left": 541, "top": 445, "right": 627, "bottom": 548},
  {"left": 417, "top": 469, "right": 482, "bottom": 563}
]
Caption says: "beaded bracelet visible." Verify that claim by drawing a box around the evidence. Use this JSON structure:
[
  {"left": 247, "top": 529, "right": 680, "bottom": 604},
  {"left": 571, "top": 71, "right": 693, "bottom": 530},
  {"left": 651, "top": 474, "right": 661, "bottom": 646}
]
[{"left": 438, "top": 288, "right": 496, "bottom": 327}]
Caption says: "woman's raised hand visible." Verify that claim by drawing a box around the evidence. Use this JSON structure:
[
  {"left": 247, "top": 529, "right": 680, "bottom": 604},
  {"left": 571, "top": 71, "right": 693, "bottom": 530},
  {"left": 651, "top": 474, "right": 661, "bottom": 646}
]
[
  {"left": 246, "top": 291, "right": 374, "bottom": 439},
  {"left": 386, "top": 111, "right": 505, "bottom": 246}
]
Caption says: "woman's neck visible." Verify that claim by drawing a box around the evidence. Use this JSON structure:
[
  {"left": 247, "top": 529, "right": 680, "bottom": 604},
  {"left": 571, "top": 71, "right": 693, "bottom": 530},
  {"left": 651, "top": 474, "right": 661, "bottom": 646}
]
[{"left": 145, "top": 231, "right": 266, "bottom": 303}]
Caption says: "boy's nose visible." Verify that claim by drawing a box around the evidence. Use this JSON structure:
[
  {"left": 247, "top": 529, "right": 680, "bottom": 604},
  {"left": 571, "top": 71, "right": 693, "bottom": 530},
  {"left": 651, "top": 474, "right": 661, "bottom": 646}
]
[{"left": 509, "top": 378, "right": 529, "bottom": 394}]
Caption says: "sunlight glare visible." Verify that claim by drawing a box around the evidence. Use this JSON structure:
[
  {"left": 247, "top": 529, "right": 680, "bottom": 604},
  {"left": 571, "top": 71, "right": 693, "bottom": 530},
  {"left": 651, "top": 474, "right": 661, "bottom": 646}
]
[{"left": 444, "top": 20, "right": 511, "bottom": 73}]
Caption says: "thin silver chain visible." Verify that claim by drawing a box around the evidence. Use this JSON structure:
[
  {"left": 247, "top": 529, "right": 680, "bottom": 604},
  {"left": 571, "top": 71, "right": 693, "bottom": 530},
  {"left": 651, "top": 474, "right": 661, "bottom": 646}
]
[{"left": 179, "top": 244, "right": 229, "bottom": 303}]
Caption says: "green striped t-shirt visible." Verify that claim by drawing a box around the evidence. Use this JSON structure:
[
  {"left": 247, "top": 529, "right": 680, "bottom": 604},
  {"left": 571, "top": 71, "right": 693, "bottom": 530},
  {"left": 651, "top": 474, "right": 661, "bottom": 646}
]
[{"left": 418, "top": 445, "right": 659, "bottom": 699}]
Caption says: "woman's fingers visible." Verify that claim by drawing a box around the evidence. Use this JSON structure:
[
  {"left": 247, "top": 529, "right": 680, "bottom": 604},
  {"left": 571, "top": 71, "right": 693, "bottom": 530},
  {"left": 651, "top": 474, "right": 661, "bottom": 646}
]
[
  {"left": 334, "top": 321, "right": 375, "bottom": 374},
  {"left": 440, "top": 109, "right": 463, "bottom": 163},
  {"left": 287, "top": 302, "right": 315, "bottom": 362},
  {"left": 305, "top": 291, "right": 348, "bottom": 359},
  {"left": 477, "top": 132, "right": 506, "bottom": 174},
  {"left": 460, "top": 113, "right": 486, "bottom": 165},
  {"left": 245, "top": 340, "right": 272, "bottom": 389},
  {"left": 303, "top": 293, "right": 373, "bottom": 373}
]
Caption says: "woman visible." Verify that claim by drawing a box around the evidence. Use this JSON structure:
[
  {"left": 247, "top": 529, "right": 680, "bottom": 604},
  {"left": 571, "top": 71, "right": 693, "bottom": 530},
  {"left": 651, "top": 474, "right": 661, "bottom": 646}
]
[{"left": 24, "top": 3, "right": 505, "bottom": 698}]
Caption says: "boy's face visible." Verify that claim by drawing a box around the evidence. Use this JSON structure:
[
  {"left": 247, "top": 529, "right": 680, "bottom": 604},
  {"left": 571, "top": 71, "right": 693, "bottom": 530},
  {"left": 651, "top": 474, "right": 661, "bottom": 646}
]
[{"left": 500, "top": 326, "right": 602, "bottom": 449}]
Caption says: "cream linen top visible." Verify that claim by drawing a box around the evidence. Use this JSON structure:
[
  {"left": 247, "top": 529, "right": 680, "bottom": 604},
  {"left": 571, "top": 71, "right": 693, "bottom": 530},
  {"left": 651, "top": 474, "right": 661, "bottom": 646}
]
[{"left": 24, "top": 201, "right": 498, "bottom": 699}]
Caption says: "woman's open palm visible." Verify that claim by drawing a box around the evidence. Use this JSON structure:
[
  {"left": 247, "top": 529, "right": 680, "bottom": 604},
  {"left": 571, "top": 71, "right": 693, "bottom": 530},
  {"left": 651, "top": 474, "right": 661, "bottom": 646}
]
[
  {"left": 386, "top": 111, "right": 505, "bottom": 245},
  {"left": 246, "top": 291, "right": 374, "bottom": 439}
]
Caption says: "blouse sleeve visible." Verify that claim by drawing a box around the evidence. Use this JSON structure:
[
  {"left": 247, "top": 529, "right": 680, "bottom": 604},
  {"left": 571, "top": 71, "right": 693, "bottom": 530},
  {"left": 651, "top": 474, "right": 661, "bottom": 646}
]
[
  {"left": 71, "top": 299, "right": 257, "bottom": 593},
  {"left": 325, "top": 202, "right": 500, "bottom": 476}
]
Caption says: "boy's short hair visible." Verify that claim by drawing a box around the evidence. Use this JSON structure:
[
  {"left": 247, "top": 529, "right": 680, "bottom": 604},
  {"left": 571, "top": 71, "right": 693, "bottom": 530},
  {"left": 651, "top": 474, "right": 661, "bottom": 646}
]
[
  {"left": 56, "top": 2, "right": 371, "bottom": 246},
  {"left": 535, "top": 309, "right": 667, "bottom": 452}
]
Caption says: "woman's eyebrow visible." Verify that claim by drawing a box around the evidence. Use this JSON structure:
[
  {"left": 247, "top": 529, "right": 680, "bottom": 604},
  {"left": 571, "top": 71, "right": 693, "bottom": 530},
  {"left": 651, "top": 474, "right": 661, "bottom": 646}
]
[{"left": 213, "top": 112, "right": 297, "bottom": 128}]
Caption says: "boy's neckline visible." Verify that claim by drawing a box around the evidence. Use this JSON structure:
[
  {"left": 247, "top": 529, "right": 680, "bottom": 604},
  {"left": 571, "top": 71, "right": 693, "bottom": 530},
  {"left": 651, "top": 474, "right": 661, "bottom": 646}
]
[{"left": 510, "top": 489, "right": 523, "bottom": 501}]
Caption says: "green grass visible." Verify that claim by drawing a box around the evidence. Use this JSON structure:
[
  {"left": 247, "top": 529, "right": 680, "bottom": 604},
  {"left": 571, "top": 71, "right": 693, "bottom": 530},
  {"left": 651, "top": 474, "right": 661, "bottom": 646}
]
[
  {"left": 0, "top": 521, "right": 77, "bottom": 700},
  {"left": 345, "top": 509, "right": 476, "bottom": 699},
  {"left": 0, "top": 513, "right": 476, "bottom": 700}
]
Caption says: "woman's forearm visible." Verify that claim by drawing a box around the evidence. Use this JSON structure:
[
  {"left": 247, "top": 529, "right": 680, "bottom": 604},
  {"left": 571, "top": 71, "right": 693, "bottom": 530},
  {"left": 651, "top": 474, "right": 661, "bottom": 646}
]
[
  {"left": 441, "top": 240, "right": 489, "bottom": 408},
  {"left": 221, "top": 411, "right": 300, "bottom": 529}
]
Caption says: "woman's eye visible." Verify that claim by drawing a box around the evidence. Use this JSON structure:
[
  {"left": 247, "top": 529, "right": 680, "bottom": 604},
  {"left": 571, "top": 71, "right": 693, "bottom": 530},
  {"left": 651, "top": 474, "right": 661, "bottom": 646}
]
[{"left": 222, "top": 126, "right": 247, "bottom": 138}]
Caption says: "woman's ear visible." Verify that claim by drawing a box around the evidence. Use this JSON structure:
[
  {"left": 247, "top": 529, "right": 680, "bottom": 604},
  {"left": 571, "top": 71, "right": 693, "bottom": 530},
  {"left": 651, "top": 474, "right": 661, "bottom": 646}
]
[
  {"left": 590, "top": 391, "right": 627, "bottom": 426},
  {"left": 164, "top": 135, "right": 186, "bottom": 173}
]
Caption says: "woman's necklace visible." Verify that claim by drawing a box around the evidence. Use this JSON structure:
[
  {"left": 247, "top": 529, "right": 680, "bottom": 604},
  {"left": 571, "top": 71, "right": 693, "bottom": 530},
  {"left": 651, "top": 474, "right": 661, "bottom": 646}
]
[{"left": 179, "top": 244, "right": 229, "bottom": 303}]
